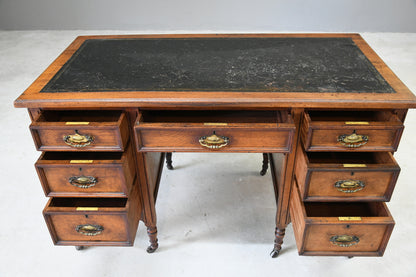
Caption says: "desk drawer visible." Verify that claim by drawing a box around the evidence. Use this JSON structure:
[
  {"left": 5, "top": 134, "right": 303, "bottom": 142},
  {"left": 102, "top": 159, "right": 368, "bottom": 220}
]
[
  {"left": 35, "top": 144, "right": 135, "bottom": 198},
  {"left": 290, "top": 180, "right": 394, "bottom": 256},
  {"left": 301, "top": 110, "right": 403, "bottom": 152},
  {"left": 295, "top": 149, "right": 400, "bottom": 201},
  {"left": 30, "top": 110, "right": 129, "bottom": 151},
  {"left": 43, "top": 189, "right": 140, "bottom": 246},
  {"left": 135, "top": 110, "right": 295, "bottom": 152}
]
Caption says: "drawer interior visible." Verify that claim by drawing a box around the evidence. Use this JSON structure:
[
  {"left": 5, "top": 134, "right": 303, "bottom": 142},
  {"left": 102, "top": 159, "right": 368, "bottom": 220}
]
[
  {"left": 307, "top": 110, "right": 399, "bottom": 122},
  {"left": 306, "top": 152, "right": 396, "bottom": 165},
  {"left": 41, "top": 151, "right": 123, "bottom": 161},
  {"left": 36, "top": 110, "right": 122, "bottom": 122},
  {"left": 139, "top": 110, "right": 289, "bottom": 124},
  {"left": 49, "top": 197, "right": 127, "bottom": 208},
  {"left": 305, "top": 202, "right": 389, "bottom": 217}
]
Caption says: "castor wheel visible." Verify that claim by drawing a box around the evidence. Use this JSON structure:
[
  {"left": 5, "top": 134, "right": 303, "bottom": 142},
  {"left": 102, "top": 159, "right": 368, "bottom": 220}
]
[
  {"left": 270, "top": 249, "right": 280, "bottom": 258},
  {"left": 75, "top": 246, "right": 85, "bottom": 251},
  {"left": 348, "top": 256, "right": 354, "bottom": 259},
  {"left": 146, "top": 245, "right": 158, "bottom": 253}
]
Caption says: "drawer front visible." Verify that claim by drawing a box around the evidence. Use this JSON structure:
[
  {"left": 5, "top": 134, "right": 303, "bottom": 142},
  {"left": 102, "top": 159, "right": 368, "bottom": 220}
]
[
  {"left": 290, "top": 179, "right": 394, "bottom": 256},
  {"left": 301, "top": 111, "right": 404, "bottom": 152},
  {"left": 45, "top": 213, "right": 130, "bottom": 244},
  {"left": 295, "top": 149, "right": 400, "bottom": 201},
  {"left": 35, "top": 146, "right": 135, "bottom": 197},
  {"left": 37, "top": 164, "right": 133, "bottom": 197},
  {"left": 136, "top": 126, "right": 294, "bottom": 152},
  {"left": 43, "top": 184, "right": 141, "bottom": 246},
  {"left": 30, "top": 111, "right": 129, "bottom": 151},
  {"left": 304, "top": 224, "right": 392, "bottom": 254},
  {"left": 301, "top": 170, "right": 399, "bottom": 201},
  {"left": 304, "top": 128, "right": 403, "bottom": 152}
]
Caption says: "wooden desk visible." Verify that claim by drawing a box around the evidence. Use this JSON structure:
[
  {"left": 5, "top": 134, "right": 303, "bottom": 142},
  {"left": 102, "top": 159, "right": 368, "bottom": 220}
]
[{"left": 14, "top": 34, "right": 416, "bottom": 257}]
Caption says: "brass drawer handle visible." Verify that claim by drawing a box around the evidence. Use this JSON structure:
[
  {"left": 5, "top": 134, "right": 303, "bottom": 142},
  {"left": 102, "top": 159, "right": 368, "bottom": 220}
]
[
  {"left": 63, "top": 130, "right": 93, "bottom": 147},
  {"left": 69, "top": 176, "right": 97, "bottom": 188},
  {"left": 334, "top": 180, "right": 365, "bottom": 193},
  {"left": 330, "top": 235, "right": 360, "bottom": 247},
  {"left": 337, "top": 131, "right": 368, "bottom": 148},
  {"left": 75, "top": 224, "right": 104, "bottom": 236},
  {"left": 199, "top": 131, "right": 229, "bottom": 149}
]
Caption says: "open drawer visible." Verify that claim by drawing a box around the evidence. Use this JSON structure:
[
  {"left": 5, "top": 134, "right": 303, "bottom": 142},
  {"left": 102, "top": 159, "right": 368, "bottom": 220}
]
[
  {"left": 30, "top": 110, "right": 129, "bottom": 151},
  {"left": 290, "top": 179, "right": 394, "bottom": 256},
  {"left": 301, "top": 110, "right": 404, "bottom": 152},
  {"left": 35, "top": 144, "right": 135, "bottom": 198},
  {"left": 295, "top": 147, "right": 400, "bottom": 202},
  {"left": 135, "top": 110, "right": 295, "bottom": 152},
  {"left": 43, "top": 183, "right": 141, "bottom": 247}
]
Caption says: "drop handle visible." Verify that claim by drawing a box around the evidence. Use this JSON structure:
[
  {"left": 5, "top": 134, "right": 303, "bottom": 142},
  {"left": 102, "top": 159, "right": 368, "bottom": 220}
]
[
  {"left": 75, "top": 224, "right": 104, "bottom": 236},
  {"left": 338, "top": 130, "right": 368, "bottom": 148},
  {"left": 63, "top": 130, "right": 94, "bottom": 147},
  {"left": 69, "top": 176, "right": 97, "bottom": 188},
  {"left": 199, "top": 131, "right": 229, "bottom": 149},
  {"left": 334, "top": 180, "right": 365, "bottom": 193},
  {"left": 330, "top": 235, "right": 360, "bottom": 247}
]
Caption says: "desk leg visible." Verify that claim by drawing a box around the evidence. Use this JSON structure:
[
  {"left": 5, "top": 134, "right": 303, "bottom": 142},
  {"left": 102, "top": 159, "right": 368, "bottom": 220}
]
[
  {"left": 127, "top": 109, "right": 161, "bottom": 253},
  {"left": 269, "top": 153, "right": 289, "bottom": 258},
  {"left": 140, "top": 152, "right": 164, "bottom": 253},
  {"left": 260, "top": 153, "right": 269, "bottom": 176},
  {"left": 269, "top": 108, "right": 303, "bottom": 258},
  {"left": 166, "top": 152, "right": 174, "bottom": 170}
]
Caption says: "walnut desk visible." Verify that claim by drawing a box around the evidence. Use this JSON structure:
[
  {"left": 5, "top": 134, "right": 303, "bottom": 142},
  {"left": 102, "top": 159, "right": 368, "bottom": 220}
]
[{"left": 14, "top": 34, "right": 416, "bottom": 257}]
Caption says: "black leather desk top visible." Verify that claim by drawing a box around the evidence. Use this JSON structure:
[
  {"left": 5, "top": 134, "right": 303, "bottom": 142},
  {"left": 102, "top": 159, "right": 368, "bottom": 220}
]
[{"left": 41, "top": 37, "right": 395, "bottom": 93}]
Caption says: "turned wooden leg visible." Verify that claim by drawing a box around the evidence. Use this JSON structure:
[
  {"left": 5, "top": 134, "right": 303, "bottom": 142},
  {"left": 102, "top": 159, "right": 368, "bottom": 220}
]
[
  {"left": 270, "top": 227, "right": 285, "bottom": 258},
  {"left": 165, "top": 152, "right": 173, "bottom": 170},
  {"left": 146, "top": 226, "right": 159, "bottom": 253},
  {"left": 260, "top": 153, "right": 269, "bottom": 176}
]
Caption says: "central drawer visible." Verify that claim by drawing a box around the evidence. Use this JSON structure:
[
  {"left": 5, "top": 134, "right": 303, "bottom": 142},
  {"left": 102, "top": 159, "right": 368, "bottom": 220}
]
[
  {"left": 290, "top": 179, "right": 394, "bottom": 256},
  {"left": 135, "top": 110, "right": 295, "bottom": 152}
]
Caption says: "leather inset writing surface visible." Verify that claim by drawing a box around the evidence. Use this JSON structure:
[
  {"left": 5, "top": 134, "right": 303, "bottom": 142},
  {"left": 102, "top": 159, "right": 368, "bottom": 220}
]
[{"left": 41, "top": 38, "right": 395, "bottom": 93}]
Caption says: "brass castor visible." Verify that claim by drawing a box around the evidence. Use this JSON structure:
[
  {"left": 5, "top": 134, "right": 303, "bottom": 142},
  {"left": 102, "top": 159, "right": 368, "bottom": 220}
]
[
  {"left": 270, "top": 249, "right": 280, "bottom": 258},
  {"left": 146, "top": 245, "right": 158, "bottom": 253}
]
